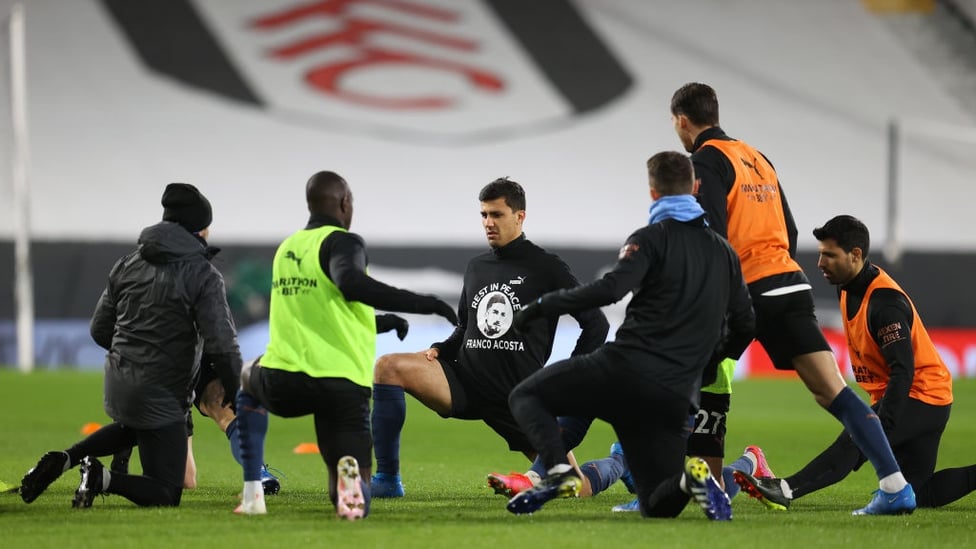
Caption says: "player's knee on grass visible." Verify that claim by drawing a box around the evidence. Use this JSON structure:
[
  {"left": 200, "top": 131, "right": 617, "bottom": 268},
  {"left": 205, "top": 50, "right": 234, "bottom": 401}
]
[{"left": 164, "top": 484, "right": 184, "bottom": 507}]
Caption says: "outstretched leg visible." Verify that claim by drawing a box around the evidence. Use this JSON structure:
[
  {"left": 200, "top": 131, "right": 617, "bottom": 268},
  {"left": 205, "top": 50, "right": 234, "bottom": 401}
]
[{"left": 372, "top": 351, "right": 453, "bottom": 497}]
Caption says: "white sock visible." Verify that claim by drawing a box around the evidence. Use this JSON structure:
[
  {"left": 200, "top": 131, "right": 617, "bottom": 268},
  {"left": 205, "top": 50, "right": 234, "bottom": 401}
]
[
  {"left": 102, "top": 469, "right": 112, "bottom": 491},
  {"left": 243, "top": 480, "right": 264, "bottom": 502},
  {"left": 879, "top": 472, "right": 908, "bottom": 493},
  {"left": 547, "top": 464, "right": 572, "bottom": 476},
  {"left": 780, "top": 479, "right": 793, "bottom": 499},
  {"left": 679, "top": 474, "right": 688, "bottom": 494},
  {"left": 524, "top": 470, "right": 542, "bottom": 486}
]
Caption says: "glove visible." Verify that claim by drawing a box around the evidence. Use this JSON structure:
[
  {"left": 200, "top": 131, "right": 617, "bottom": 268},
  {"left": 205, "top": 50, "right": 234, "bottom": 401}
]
[
  {"left": 872, "top": 402, "right": 895, "bottom": 435},
  {"left": 376, "top": 313, "right": 409, "bottom": 340},
  {"left": 701, "top": 358, "right": 719, "bottom": 388},
  {"left": 701, "top": 350, "right": 726, "bottom": 388},
  {"left": 206, "top": 353, "right": 241, "bottom": 408},
  {"left": 512, "top": 299, "right": 544, "bottom": 332},
  {"left": 427, "top": 296, "right": 459, "bottom": 326},
  {"left": 218, "top": 369, "right": 239, "bottom": 408}
]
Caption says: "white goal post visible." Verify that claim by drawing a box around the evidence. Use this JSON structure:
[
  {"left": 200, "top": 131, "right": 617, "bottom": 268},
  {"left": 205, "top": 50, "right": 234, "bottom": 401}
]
[
  {"left": 884, "top": 115, "right": 976, "bottom": 265},
  {"left": 8, "top": 3, "right": 34, "bottom": 372}
]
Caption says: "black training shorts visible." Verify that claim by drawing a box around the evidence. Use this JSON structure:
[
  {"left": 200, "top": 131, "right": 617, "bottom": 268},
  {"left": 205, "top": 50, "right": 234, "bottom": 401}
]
[
  {"left": 246, "top": 362, "right": 373, "bottom": 468},
  {"left": 438, "top": 358, "right": 533, "bottom": 453},
  {"left": 687, "top": 391, "right": 730, "bottom": 458},
  {"left": 751, "top": 288, "right": 832, "bottom": 370}
]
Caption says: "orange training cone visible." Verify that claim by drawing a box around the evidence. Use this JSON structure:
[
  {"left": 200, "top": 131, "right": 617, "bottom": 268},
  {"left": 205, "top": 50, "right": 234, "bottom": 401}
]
[
  {"left": 80, "top": 422, "right": 103, "bottom": 435},
  {"left": 293, "top": 442, "right": 320, "bottom": 454}
]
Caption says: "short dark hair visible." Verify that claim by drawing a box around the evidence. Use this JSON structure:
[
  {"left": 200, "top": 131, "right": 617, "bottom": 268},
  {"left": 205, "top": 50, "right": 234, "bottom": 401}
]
[
  {"left": 670, "top": 82, "right": 720, "bottom": 127},
  {"left": 646, "top": 151, "right": 695, "bottom": 196},
  {"left": 479, "top": 177, "right": 526, "bottom": 212},
  {"left": 306, "top": 170, "right": 346, "bottom": 203},
  {"left": 812, "top": 215, "right": 871, "bottom": 257}
]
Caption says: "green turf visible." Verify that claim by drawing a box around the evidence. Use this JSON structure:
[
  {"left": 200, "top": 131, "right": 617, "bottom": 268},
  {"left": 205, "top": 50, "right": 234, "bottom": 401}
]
[{"left": 1, "top": 370, "right": 974, "bottom": 548}]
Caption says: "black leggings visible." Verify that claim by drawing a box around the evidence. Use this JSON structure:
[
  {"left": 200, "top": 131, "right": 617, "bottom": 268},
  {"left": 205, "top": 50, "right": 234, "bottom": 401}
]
[
  {"left": 787, "top": 399, "right": 976, "bottom": 507},
  {"left": 67, "top": 420, "right": 186, "bottom": 506},
  {"left": 509, "top": 346, "right": 693, "bottom": 518}
]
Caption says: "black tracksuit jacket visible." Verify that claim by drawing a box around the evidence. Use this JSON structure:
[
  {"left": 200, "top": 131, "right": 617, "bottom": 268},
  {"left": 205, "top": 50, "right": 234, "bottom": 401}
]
[
  {"left": 91, "top": 221, "right": 242, "bottom": 429},
  {"left": 535, "top": 216, "right": 755, "bottom": 404}
]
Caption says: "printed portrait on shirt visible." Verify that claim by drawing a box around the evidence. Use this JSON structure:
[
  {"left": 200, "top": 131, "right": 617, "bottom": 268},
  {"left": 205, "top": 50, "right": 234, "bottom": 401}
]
[{"left": 477, "top": 292, "right": 513, "bottom": 339}]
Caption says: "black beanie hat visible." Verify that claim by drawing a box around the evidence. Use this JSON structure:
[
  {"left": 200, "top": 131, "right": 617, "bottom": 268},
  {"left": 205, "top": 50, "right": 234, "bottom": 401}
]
[{"left": 161, "top": 183, "right": 213, "bottom": 233}]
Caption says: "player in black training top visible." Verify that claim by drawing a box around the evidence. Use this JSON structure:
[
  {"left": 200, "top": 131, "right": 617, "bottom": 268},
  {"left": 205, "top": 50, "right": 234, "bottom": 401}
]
[
  {"left": 370, "top": 177, "right": 609, "bottom": 498},
  {"left": 504, "top": 151, "right": 754, "bottom": 519}
]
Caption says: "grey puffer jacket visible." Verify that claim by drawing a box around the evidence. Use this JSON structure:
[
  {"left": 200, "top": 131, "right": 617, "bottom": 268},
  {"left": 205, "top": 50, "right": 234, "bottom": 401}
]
[{"left": 90, "top": 221, "right": 242, "bottom": 429}]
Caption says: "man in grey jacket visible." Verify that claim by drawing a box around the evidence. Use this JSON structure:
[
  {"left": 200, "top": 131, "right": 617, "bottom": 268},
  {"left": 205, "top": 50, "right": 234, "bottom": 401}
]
[{"left": 19, "top": 183, "right": 243, "bottom": 507}]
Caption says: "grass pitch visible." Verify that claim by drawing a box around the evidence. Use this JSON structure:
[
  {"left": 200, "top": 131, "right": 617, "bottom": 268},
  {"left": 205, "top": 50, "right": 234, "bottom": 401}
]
[{"left": 1, "top": 370, "right": 975, "bottom": 548}]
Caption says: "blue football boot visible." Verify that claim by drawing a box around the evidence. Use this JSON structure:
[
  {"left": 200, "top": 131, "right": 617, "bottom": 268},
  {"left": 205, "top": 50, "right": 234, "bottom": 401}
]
[{"left": 852, "top": 484, "right": 916, "bottom": 516}]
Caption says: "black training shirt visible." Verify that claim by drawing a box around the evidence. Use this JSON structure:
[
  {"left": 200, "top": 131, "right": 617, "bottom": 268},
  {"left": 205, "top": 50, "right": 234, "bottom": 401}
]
[{"left": 434, "top": 234, "right": 609, "bottom": 404}]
